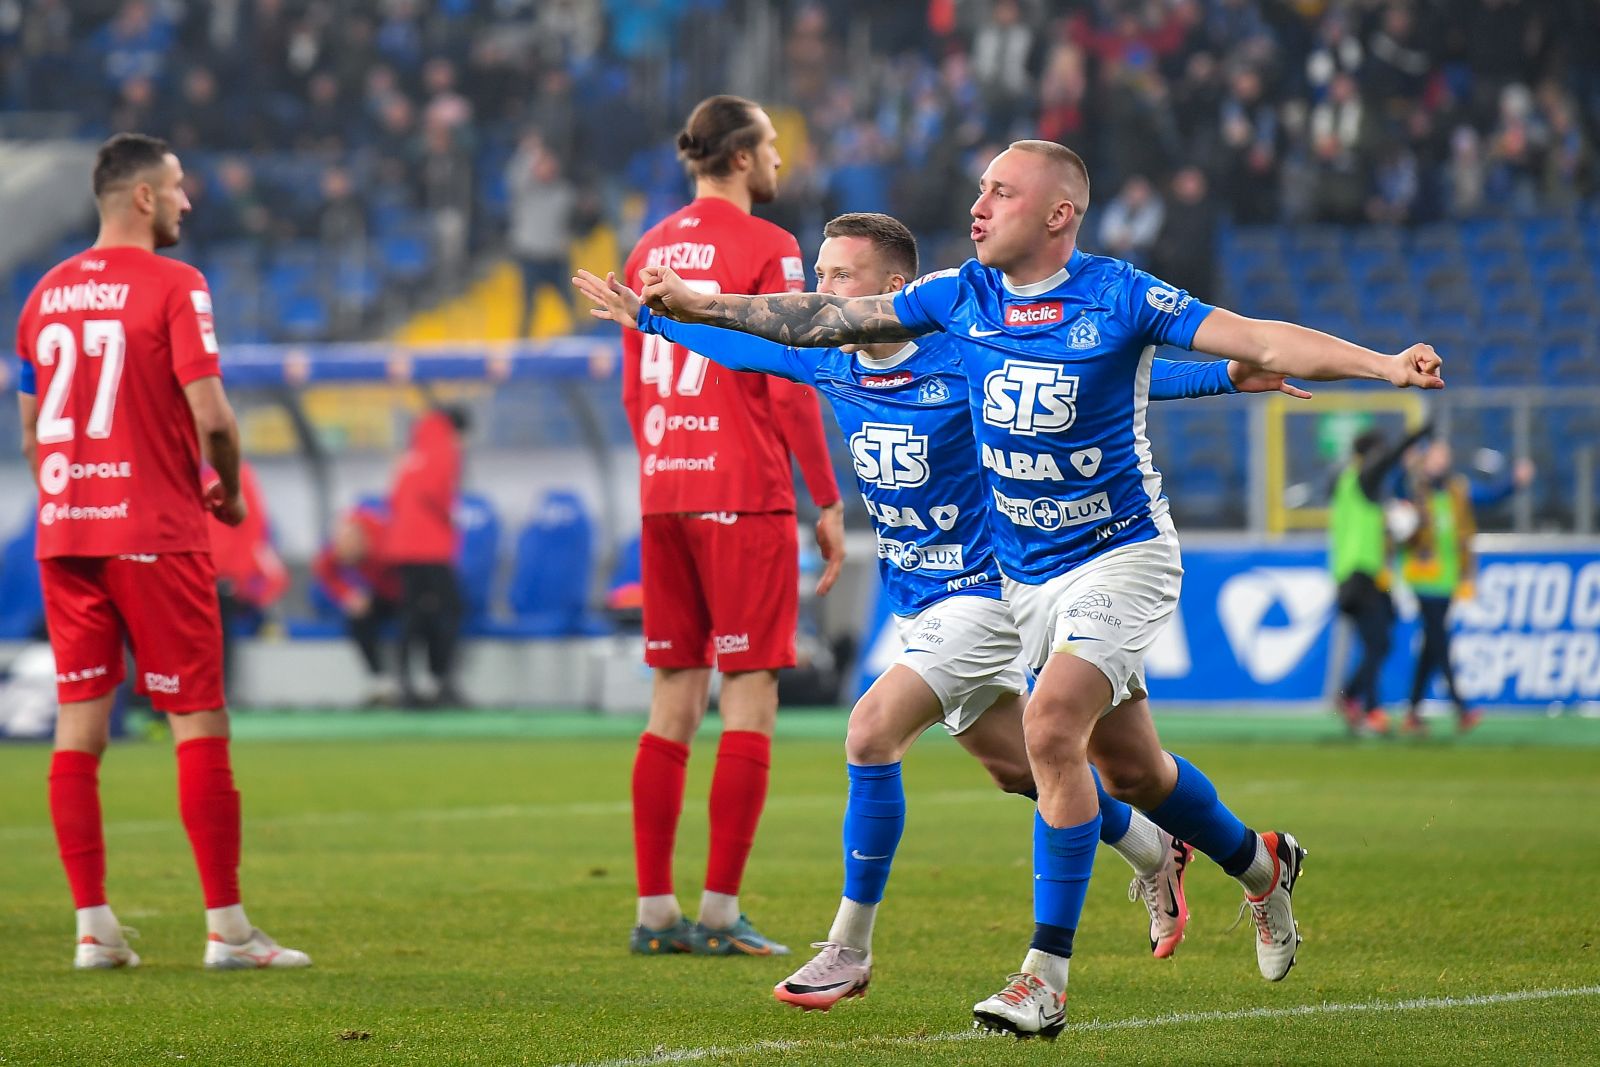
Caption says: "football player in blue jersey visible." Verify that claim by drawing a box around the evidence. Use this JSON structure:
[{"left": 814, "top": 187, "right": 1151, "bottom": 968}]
[
  {"left": 633, "top": 141, "right": 1442, "bottom": 1038},
  {"left": 578, "top": 210, "right": 1315, "bottom": 1013}
]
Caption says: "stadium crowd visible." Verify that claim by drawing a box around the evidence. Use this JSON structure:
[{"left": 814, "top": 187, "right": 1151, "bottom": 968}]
[{"left": 2, "top": 0, "right": 1597, "bottom": 331}]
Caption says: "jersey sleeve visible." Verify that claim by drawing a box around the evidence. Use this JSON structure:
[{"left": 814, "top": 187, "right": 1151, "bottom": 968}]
[
  {"left": 891, "top": 268, "right": 963, "bottom": 333},
  {"left": 1147, "top": 357, "right": 1236, "bottom": 401},
  {"left": 1119, "top": 267, "right": 1215, "bottom": 351},
  {"left": 641, "top": 311, "right": 817, "bottom": 384},
  {"left": 166, "top": 273, "right": 223, "bottom": 385},
  {"left": 15, "top": 356, "right": 35, "bottom": 396},
  {"left": 752, "top": 230, "right": 808, "bottom": 295}
]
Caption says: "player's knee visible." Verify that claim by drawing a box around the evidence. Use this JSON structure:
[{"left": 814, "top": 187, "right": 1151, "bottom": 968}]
[
  {"left": 981, "top": 756, "right": 1035, "bottom": 797},
  {"left": 1095, "top": 754, "right": 1165, "bottom": 805},
  {"left": 1021, "top": 698, "right": 1094, "bottom": 761},
  {"left": 844, "top": 701, "right": 901, "bottom": 765}
]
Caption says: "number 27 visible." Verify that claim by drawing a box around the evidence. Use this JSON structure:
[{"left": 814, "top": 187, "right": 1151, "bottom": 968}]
[{"left": 34, "top": 320, "right": 127, "bottom": 444}]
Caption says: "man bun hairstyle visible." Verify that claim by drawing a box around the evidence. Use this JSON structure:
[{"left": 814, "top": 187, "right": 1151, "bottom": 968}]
[
  {"left": 677, "top": 95, "right": 765, "bottom": 178},
  {"left": 93, "top": 132, "right": 172, "bottom": 198},
  {"left": 823, "top": 212, "right": 919, "bottom": 278}
]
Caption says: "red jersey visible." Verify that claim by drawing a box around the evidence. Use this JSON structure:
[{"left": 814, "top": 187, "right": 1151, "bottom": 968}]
[
  {"left": 622, "top": 197, "right": 840, "bottom": 515},
  {"left": 17, "top": 247, "right": 221, "bottom": 559}
]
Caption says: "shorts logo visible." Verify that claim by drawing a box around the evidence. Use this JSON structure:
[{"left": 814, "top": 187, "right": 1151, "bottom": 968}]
[
  {"left": 860, "top": 370, "right": 914, "bottom": 389},
  {"left": 57, "top": 664, "right": 109, "bottom": 684},
  {"left": 1068, "top": 317, "right": 1100, "bottom": 349},
  {"left": 143, "top": 671, "right": 181, "bottom": 695},
  {"left": 1005, "top": 301, "right": 1063, "bottom": 327},
  {"left": 991, "top": 488, "right": 1111, "bottom": 531},
  {"left": 946, "top": 572, "right": 991, "bottom": 592},
  {"left": 646, "top": 639, "right": 673, "bottom": 651},
  {"left": 876, "top": 539, "right": 964, "bottom": 572},
  {"left": 714, "top": 633, "right": 750, "bottom": 655},
  {"left": 692, "top": 512, "right": 739, "bottom": 525},
  {"left": 1064, "top": 591, "right": 1122, "bottom": 629},
  {"left": 917, "top": 377, "right": 951, "bottom": 404}
]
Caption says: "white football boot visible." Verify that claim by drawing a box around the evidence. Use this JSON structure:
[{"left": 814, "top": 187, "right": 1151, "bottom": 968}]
[
  {"left": 773, "top": 942, "right": 871, "bottom": 1011},
  {"left": 1130, "top": 833, "right": 1192, "bottom": 959},
  {"left": 204, "top": 928, "right": 312, "bottom": 970},
  {"left": 1238, "top": 830, "right": 1306, "bottom": 981},
  {"left": 972, "top": 972, "right": 1066, "bottom": 1040},
  {"left": 74, "top": 932, "right": 140, "bottom": 970}
]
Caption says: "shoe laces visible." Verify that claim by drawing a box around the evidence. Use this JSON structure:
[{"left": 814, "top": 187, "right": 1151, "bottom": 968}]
[
  {"left": 994, "top": 973, "right": 1043, "bottom": 1006},
  {"left": 1128, "top": 872, "right": 1163, "bottom": 915},
  {"left": 790, "top": 942, "right": 856, "bottom": 984},
  {"left": 1228, "top": 898, "right": 1274, "bottom": 945}
]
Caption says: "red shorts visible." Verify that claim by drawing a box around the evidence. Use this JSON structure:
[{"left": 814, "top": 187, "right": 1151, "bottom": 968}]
[
  {"left": 640, "top": 511, "right": 798, "bottom": 672},
  {"left": 40, "top": 552, "right": 225, "bottom": 713}
]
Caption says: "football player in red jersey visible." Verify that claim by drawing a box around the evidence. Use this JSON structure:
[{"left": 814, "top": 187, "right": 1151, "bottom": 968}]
[
  {"left": 618, "top": 96, "right": 846, "bottom": 956},
  {"left": 14, "top": 133, "right": 310, "bottom": 971}
]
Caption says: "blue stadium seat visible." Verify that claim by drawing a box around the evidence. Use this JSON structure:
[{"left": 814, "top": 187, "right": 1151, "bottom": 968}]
[
  {"left": 0, "top": 520, "right": 43, "bottom": 639},
  {"left": 453, "top": 493, "right": 501, "bottom": 630},
  {"left": 494, "top": 490, "right": 609, "bottom": 637},
  {"left": 380, "top": 230, "right": 432, "bottom": 284}
]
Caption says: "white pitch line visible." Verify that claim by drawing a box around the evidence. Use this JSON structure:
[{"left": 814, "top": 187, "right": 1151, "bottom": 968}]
[
  {"left": 0, "top": 788, "right": 1002, "bottom": 843},
  {"left": 556, "top": 985, "right": 1600, "bottom": 1067}
]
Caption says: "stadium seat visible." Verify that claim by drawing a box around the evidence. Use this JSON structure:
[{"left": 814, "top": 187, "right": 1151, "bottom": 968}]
[
  {"left": 453, "top": 493, "right": 501, "bottom": 631},
  {"left": 494, "top": 490, "right": 610, "bottom": 637},
  {"left": 0, "top": 520, "right": 43, "bottom": 639},
  {"left": 380, "top": 229, "right": 433, "bottom": 284}
]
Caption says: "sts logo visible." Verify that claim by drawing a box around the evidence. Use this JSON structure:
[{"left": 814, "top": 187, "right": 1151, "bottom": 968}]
[
  {"left": 982, "top": 360, "right": 1078, "bottom": 436},
  {"left": 850, "top": 422, "right": 930, "bottom": 489}
]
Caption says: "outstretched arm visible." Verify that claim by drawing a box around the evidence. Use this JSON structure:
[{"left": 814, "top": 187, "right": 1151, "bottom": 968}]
[
  {"left": 1149, "top": 357, "right": 1313, "bottom": 401},
  {"left": 639, "top": 265, "right": 918, "bottom": 347},
  {"left": 1191, "top": 308, "right": 1443, "bottom": 389}
]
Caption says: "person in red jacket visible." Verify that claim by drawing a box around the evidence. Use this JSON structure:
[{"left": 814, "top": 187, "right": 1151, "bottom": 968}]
[
  {"left": 312, "top": 505, "right": 403, "bottom": 706},
  {"left": 206, "top": 459, "right": 288, "bottom": 700},
  {"left": 616, "top": 95, "right": 846, "bottom": 957},
  {"left": 385, "top": 406, "right": 466, "bottom": 707}
]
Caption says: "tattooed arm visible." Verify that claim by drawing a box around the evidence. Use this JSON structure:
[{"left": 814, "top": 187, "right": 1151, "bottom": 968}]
[{"left": 639, "top": 265, "right": 921, "bottom": 347}]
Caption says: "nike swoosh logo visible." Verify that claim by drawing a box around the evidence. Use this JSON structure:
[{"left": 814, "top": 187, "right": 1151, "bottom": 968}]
[
  {"left": 967, "top": 325, "right": 1002, "bottom": 337},
  {"left": 905, "top": 648, "right": 935, "bottom": 655},
  {"left": 1163, "top": 885, "right": 1180, "bottom": 918},
  {"left": 1061, "top": 633, "right": 1103, "bottom": 643},
  {"left": 851, "top": 849, "right": 890, "bottom": 861},
  {"left": 784, "top": 979, "right": 851, "bottom": 994}
]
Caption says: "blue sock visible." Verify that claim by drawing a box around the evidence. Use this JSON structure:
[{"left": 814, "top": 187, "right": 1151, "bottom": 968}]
[
  {"left": 1147, "top": 753, "right": 1256, "bottom": 874},
  {"left": 1092, "top": 765, "right": 1133, "bottom": 844},
  {"left": 1030, "top": 809, "right": 1100, "bottom": 956},
  {"left": 841, "top": 762, "right": 905, "bottom": 905}
]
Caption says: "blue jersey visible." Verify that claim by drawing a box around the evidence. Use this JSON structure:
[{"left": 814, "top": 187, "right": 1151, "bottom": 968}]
[
  {"left": 893, "top": 249, "right": 1216, "bottom": 581},
  {"left": 644, "top": 314, "right": 999, "bottom": 616},
  {"left": 641, "top": 306, "right": 1236, "bottom": 615}
]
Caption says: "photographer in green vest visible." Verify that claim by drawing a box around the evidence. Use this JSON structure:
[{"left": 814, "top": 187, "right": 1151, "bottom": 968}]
[
  {"left": 1397, "top": 440, "right": 1535, "bottom": 735},
  {"left": 1329, "top": 422, "right": 1431, "bottom": 735}
]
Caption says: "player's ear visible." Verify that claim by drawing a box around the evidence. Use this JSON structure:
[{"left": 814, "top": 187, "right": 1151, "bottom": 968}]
[
  {"left": 886, "top": 272, "right": 907, "bottom": 293},
  {"left": 1049, "top": 198, "right": 1076, "bottom": 235}
]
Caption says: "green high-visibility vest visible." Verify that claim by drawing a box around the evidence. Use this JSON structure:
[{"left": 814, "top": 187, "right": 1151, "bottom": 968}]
[
  {"left": 1330, "top": 464, "right": 1386, "bottom": 583},
  {"left": 1402, "top": 487, "right": 1461, "bottom": 597}
]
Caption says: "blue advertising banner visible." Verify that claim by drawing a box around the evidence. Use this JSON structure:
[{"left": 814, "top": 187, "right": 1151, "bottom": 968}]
[{"left": 856, "top": 543, "right": 1600, "bottom": 708}]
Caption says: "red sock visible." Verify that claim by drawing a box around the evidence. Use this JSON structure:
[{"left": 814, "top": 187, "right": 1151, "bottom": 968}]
[
  {"left": 49, "top": 750, "right": 106, "bottom": 909},
  {"left": 176, "top": 737, "right": 241, "bottom": 909},
  {"left": 632, "top": 732, "right": 690, "bottom": 898},
  {"left": 705, "top": 730, "right": 771, "bottom": 896}
]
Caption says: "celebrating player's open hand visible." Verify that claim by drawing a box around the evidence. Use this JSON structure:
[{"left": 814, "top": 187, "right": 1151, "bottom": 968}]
[
  {"left": 638, "top": 266, "right": 708, "bottom": 320},
  {"left": 1389, "top": 343, "right": 1444, "bottom": 389},
  {"left": 572, "top": 270, "right": 643, "bottom": 329},
  {"left": 813, "top": 502, "right": 846, "bottom": 596},
  {"left": 1227, "top": 361, "right": 1314, "bottom": 399}
]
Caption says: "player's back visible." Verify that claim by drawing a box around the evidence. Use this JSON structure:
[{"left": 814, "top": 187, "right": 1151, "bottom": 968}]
[
  {"left": 622, "top": 198, "right": 807, "bottom": 515},
  {"left": 17, "top": 246, "right": 220, "bottom": 558}
]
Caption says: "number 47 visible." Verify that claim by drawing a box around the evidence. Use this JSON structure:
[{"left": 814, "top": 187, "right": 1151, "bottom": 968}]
[{"left": 638, "top": 279, "right": 720, "bottom": 398}]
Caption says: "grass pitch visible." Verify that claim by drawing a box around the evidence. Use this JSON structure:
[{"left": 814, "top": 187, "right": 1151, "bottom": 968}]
[{"left": 1, "top": 710, "right": 1597, "bottom": 1066}]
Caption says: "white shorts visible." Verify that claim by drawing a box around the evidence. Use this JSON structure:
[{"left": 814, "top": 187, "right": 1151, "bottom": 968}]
[
  {"left": 1003, "top": 534, "right": 1184, "bottom": 711},
  {"left": 890, "top": 595, "right": 1029, "bottom": 735}
]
